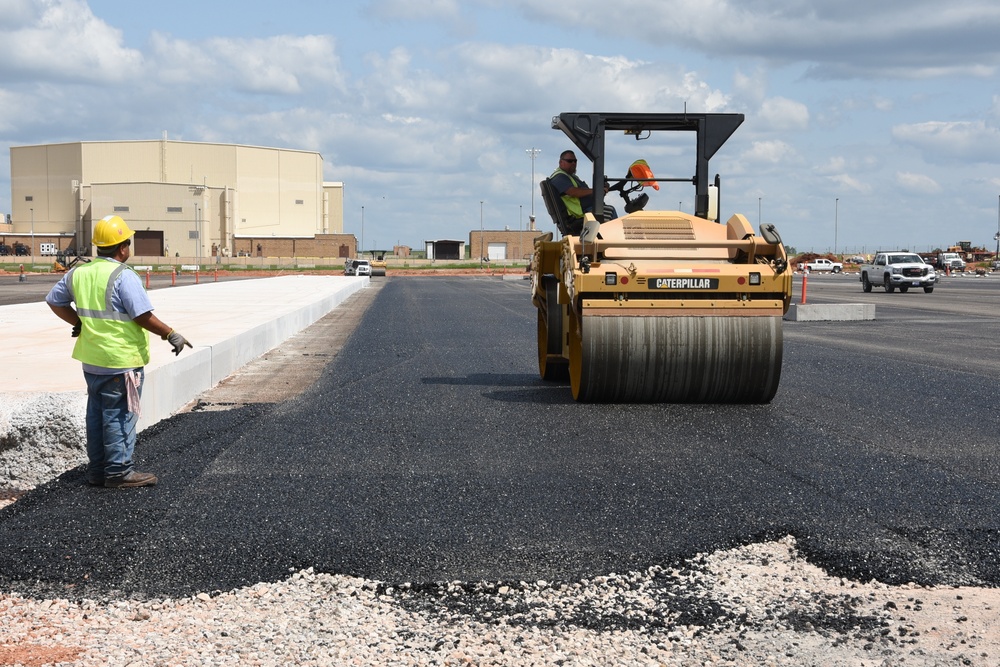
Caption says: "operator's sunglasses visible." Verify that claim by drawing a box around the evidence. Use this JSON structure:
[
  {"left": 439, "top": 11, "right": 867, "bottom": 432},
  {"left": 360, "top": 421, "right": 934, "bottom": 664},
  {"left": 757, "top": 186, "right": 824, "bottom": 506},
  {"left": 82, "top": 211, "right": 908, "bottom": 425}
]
[{"left": 562, "top": 158, "right": 577, "bottom": 163}]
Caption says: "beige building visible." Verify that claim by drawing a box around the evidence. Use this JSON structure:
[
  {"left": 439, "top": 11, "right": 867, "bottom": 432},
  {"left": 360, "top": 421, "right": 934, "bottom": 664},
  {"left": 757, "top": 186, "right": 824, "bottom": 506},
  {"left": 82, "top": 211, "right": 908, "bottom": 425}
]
[
  {"left": 469, "top": 227, "right": 543, "bottom": 262},
  {"left": 8, "top": 138, "right": 345, "bottom": 258}
]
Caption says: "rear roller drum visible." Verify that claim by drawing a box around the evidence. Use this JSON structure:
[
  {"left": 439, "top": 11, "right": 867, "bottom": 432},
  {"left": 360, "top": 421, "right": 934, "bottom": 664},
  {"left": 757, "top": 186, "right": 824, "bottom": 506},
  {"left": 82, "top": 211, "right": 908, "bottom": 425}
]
[{"left": 569, "top": 315, "right": 784, "bottom": 403}]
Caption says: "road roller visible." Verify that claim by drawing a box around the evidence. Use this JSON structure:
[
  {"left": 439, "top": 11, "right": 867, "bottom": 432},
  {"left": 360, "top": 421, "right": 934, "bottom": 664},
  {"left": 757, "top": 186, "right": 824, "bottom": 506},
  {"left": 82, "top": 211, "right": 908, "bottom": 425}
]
[{"left": 532, "top": 112, "right": 792, "bottom": 402}]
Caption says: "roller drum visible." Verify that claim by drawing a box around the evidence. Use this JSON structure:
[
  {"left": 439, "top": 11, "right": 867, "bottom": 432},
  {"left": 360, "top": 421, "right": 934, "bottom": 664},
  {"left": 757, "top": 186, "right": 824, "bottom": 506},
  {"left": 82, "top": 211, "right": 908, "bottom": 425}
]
[{"left": 571, "top": 315, "right": 783, "bottom": 403}]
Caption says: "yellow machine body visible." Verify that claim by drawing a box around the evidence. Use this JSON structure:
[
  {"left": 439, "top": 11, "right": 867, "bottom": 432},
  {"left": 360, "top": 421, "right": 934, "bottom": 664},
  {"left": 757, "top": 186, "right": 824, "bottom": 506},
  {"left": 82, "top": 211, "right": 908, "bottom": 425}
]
[{"left": 531, "top": 112, "right": 792, "bottom": 403}]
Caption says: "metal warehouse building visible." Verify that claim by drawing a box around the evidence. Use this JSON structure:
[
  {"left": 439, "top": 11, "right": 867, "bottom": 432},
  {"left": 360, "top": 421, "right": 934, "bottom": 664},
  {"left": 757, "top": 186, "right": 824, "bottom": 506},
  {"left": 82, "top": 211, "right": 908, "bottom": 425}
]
[{"left": 8, "top": 138, "right": 345, "bottom": 258}]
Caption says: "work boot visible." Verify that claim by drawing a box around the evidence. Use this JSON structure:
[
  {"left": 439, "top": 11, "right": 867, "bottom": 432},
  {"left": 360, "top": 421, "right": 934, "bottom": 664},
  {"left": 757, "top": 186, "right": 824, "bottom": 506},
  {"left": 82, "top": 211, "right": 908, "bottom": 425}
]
[{"left": 104, "top": 471, "right": 158, "bottom": 488}]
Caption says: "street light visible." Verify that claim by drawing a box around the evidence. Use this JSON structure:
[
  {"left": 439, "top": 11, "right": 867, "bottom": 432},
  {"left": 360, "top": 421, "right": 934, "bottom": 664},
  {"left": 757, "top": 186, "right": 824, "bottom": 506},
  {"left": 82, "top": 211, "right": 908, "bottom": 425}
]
[
  {"left": 835, "top": 198, "right": 839, "bottom": 256},
  {"left": 519, "top": 204, "right": 523, "bottom": 264},
  {"left": 480, "top": 200, "right": 484, "bottom": 265},
  {"left": 361, "top": 206, "right": 364, "bottom": 257},
  {"left": 526, "top": 148, "right": 540, "bottom": 221},
  {"left": 758, "top": 197, "right": 761, "bottom": 226}
]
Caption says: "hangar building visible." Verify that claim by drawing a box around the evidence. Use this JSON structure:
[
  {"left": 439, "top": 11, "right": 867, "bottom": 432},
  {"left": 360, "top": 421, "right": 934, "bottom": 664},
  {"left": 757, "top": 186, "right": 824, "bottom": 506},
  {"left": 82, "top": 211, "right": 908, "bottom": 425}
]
[{"left": 7, "top": 138, "right": 345, "bottom": 258}]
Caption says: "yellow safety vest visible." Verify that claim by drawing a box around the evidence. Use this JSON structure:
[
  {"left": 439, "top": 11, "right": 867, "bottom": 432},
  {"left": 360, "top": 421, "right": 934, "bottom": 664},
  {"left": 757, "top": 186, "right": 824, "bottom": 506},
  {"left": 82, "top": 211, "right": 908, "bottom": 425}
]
[
  {"left": 70, "top": 260, "right": 150, "bottom": 369},
  {"left": 551, "top": 168, "right": 584, "bottom": 218}
]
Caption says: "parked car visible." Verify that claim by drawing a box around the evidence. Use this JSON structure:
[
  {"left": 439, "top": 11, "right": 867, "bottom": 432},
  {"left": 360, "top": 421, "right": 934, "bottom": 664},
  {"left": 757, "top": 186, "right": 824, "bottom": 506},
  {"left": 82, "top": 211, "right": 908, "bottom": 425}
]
[
  {"left": 354, "top": 259, "right": 372, "bottom": 276},
  {"left": 936, "top": 252, "right": 966, "bottom": 272},
  {"left": 803, "top": 258, "right": 844, "bottom": 273},
  {"left": 860, "top": 252, "right": 937, "bottom": 293}
]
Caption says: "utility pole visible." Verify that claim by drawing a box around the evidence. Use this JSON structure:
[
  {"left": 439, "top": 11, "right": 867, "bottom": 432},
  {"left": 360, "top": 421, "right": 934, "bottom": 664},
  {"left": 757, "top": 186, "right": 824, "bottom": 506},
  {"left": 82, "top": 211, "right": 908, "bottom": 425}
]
[{"left": 480, "top": 200, "right": 484, "bottom": 265}]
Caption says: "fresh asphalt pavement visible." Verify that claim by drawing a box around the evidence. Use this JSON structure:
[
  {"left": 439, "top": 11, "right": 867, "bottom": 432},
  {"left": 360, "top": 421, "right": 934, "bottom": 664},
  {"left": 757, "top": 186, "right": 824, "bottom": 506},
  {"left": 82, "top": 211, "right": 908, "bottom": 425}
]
[{"left": 1, "top": 273, "right": 999, "bottom": 600}]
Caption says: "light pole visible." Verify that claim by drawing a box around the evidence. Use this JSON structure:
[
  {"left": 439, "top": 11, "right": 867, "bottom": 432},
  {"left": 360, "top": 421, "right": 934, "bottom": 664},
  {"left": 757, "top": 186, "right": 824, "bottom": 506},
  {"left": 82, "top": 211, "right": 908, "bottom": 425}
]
[
  {"left": 479, "top": 200, "right": 484, "bottom": 265},
  {"left": 834, "top": 198, "right": 839, "bottom": 256},
  {"left": 519, "top": 204, "right": 523, "bottom": 263},
  {"left": 995, "top": 195, "right": 999, "bottom": 259},
  {"left": 29, "top": 208, "right": 34, "bottom": 257},
  {"left": 526, "top": 148, "right": 541, "bottom": 221},
  {"left": 758, "top": 197, "right": 761, "bottom": 226},
  {"left": 360, "top": 206, "right": 364, "bottom": 257}
]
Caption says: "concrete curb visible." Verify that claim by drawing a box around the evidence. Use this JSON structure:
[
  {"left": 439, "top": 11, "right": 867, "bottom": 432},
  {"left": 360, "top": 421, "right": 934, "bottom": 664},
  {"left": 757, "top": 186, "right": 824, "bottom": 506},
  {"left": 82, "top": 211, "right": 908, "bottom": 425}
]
[
  {"left": 0, "top": 276, "right": 367, "bottom": 484},
  {"left": 784, "top": 303, "right": 875, "bottom": 322}
]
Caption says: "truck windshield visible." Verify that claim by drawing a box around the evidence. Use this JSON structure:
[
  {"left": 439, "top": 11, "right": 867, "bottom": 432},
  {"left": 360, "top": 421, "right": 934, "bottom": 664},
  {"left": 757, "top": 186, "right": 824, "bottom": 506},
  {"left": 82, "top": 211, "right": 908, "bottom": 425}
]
[{"left": 889, "top": 255, "right": 922, "bottom": 264}]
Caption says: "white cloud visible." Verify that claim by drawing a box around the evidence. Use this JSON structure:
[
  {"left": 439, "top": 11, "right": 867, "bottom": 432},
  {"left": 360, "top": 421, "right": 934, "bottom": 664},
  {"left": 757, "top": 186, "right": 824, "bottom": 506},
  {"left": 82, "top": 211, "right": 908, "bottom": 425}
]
[
  {"left": 441, "top": 44, "right": 730, "bottom": 118},
  {"left": 504, "top": 0, "right": 1000, "bottom": 80},
  {"left": 0, "top": 0, "right": 142, "bottom": 82},
  {"left": 892, "top": 120, "right": 1000, "bottom": 163},
  {"left": 0, "top": 0, "right": 38, "bottom": 29},
  {"left": 896, "top": 171, "right": 942, "bottom": 194},
  {"left": 149, "top": 33, "right": 345, "bottom": 96},
  {"left": 758, "top": 97, "right": 809, "bottom": 131},
  {"left": 367, "top": 0, "right": 462, "bottom": 22},
  {"left": 743, "top": 140, "right": 797, "bottom": 164},
  {"left": 829, "top": 172, "right": 872, "bottom": 194}
]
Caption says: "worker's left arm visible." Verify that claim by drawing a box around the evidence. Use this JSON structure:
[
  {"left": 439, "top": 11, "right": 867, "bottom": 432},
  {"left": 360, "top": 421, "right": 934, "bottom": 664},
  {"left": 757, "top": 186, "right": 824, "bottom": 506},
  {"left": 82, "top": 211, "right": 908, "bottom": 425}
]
[
  {"left": 132, "top": 311, "right": 173, "bottom": 339},
  {"left": 120, "top": 270, "right": 191, "bottom": 355},
  {"left": 134, "top": 311, "right": 192, "bottom": 356}
]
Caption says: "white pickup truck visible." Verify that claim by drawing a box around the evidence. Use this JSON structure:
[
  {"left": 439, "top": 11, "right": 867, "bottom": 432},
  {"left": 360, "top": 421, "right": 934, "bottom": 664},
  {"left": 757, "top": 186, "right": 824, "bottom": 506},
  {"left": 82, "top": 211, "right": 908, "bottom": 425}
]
[
  {"left": 802, "top": 258, "right": 844, "bottom": 273},
  {"left": 860, "top": 251, "right": 937, "bottom": 293}
]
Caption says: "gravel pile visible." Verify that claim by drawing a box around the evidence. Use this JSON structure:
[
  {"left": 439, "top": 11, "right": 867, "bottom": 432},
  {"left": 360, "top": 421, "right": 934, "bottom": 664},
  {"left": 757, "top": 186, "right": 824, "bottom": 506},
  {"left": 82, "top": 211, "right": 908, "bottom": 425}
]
[
  {"left": 2, "top": 536, "right": 997, "bottom": 666},
  {"left": 0, "top": 394, "right": 86, "bottom": 489}
]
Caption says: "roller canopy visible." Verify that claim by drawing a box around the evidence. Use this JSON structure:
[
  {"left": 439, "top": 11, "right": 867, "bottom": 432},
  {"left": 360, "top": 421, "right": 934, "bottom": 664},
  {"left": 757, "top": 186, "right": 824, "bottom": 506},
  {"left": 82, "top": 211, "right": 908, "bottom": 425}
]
[{"left": 551, "top": 112, "right": 744, "bottom": 221}]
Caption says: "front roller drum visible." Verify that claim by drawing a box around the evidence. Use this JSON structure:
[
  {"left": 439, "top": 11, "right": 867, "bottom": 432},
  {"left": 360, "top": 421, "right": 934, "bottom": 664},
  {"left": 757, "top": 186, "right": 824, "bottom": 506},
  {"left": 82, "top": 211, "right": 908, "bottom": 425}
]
[{"left": 568, "top": 314, "right": 784, "bottom": 403}]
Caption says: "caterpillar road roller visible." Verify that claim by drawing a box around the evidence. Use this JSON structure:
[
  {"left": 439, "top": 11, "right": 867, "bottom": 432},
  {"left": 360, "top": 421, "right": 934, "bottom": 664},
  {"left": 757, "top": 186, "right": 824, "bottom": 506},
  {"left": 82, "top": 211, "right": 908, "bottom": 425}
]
[{"left": 532, "top": 112, "right": 792, "bottom": 402}]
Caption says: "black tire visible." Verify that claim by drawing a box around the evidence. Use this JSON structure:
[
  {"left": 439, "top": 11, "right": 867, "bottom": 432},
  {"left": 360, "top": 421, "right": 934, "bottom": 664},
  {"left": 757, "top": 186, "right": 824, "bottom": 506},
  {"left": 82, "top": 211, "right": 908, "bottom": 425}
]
[
  {"left": 538, "top": 276, "right": 568, "bottom": 381},
  {"left": 899, "top": 285, "right": 909, "bottom": 293},
  {"left": 924, "top": 286, "right": 934, "bottom": 293},
  {"left": 862, "top": 274, "right": 872, "bottom": 292},
  {"left": 833, "top": 266, "right": 842, "bottom": 274},
  {"left": 883, "top": 275, "right": 895, "bottom": 293}
]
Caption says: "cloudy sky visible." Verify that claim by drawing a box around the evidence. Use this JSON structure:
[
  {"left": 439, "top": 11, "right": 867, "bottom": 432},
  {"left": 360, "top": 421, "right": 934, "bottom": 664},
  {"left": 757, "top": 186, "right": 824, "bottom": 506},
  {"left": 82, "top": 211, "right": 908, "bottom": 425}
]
[{"left": 3, "top": 0, "right": 1000, "bottom": 254}]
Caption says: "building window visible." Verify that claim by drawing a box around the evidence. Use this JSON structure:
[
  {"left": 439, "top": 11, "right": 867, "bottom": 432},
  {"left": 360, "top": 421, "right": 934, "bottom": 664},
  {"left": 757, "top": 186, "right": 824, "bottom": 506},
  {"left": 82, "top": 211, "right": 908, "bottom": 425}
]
[
  {"left": 167, "top": 206, "right": 183, "bottom": 213},
  {"left": 295, "top": 199, "right": 304, "bottom": 205},
  {"left": 114, "top": 206, "right": 129, "bottom": 212},
  {"left": 25, "top": 196, "right": 33, "bottom": 202}
]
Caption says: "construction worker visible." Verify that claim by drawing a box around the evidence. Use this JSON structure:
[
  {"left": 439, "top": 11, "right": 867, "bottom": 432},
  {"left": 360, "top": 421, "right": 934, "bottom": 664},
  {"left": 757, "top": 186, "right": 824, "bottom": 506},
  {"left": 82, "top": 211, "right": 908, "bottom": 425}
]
[
  {"left": 549, "top": 150, "right": 613, "bottom": 233},
  {"left": 46, "top": 215, "right": 192, "bottom": 488},
  {"left": 549, "top": 150, "right": 595, "bottom": 224}
]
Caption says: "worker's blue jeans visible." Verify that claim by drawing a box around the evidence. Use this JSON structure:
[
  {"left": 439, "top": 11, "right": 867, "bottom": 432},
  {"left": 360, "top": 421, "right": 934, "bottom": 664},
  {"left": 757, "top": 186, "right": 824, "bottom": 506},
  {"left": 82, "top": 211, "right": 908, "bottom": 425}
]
[{"left": 83, "top": 370, "right": 143, "bottom": 480}]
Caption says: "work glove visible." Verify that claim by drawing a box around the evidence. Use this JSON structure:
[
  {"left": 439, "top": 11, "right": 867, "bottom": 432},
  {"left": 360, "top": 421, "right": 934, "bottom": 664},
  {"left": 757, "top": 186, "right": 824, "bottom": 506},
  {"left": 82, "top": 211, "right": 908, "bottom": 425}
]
[
  {"left": 163, "top": 330, "right": 192, "bottom": 356},
  {"left": 71, "top": 322, "right": 81, "bottom": 337}
]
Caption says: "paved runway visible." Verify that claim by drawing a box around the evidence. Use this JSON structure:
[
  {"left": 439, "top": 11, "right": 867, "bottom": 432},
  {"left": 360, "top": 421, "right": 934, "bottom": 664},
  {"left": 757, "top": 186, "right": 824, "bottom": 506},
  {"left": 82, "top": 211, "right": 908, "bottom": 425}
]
[{"left": 1, "top": 274, "right": 999, "bottom": 601}]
